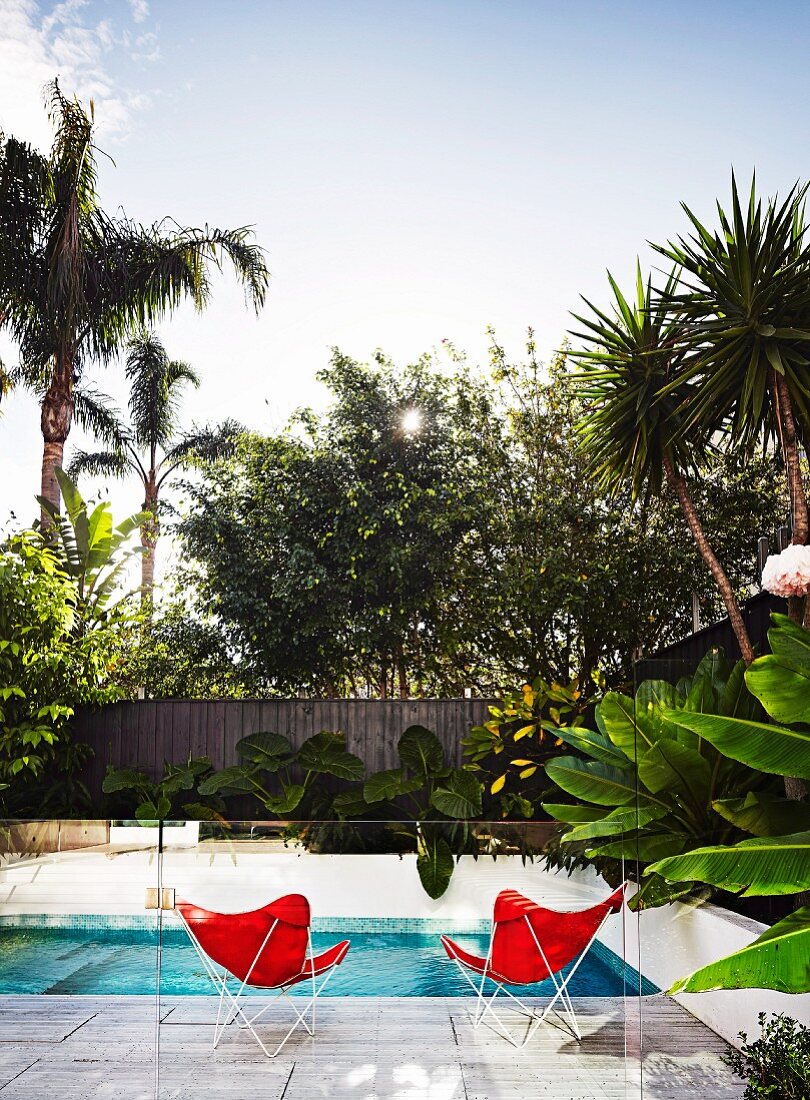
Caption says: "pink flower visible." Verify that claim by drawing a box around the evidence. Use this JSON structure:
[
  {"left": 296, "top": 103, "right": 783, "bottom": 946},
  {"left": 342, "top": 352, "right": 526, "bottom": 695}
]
[{"left": 761, "top": 544, "right": 810, "bottom": 597}]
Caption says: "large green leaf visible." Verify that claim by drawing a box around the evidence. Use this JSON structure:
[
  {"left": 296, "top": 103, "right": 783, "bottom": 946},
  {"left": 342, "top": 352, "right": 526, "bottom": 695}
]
[
  {"left": 541, "top": 803, "right": 611, "bottom": 823},
  {"left": 746, "top": 618, "right": 810, "bottom": 725},
  {"left": 364, "top": 768, "right": 407, "bottom": 804},
  {"left": 544, "top": 756, "right": 639, "bottom": 806},
  {"left": 718, "top": 659, "right": 759, "bottom": 721},
  {"left": 712, "top": 792, "right": 810, "bottom": 837},
  {"left": 236, "top": 731, "right": 292, "bottom": 770},
  {"left": 635, "top": 680, "right": 683, "bottom": 710},
  {"left": 102, "top": 767, "right": 151, "bottom": 795},
  {"left": 589, "top": 833, "right": 687, "bottom": 862},
  {"left": 416, "top": 834, "right": 455, "bottom": 899},
  {"left": 662, "top": 709, "right": 810, "bottom": 779},
  {"left": 398, "top": 725, "right": 445, "bottom": 777},
  {"left": 669, "top": 908, "right": 810, "bottom": 994},
  {"left": 636, "top": 740, "right": 711, "bottom": 802},
  {"left": 563, "top": 803, "right": 669, "bottom": 843},
  {"left": 551, "top": 726, "right": 633, "bottom": 769},
  {"left": 649, "top": 831, "right": 810, "bottom": 896},
  {"left": 198, "top": 765, "right": 259, "bottom": 795},
  {"left": 597, "top": 692, "right": 660, "bottom": 757},
  {"left": 265, "top": 784, "right": 306, "bottom": 815},
  {"left": 430, "top": 769, "right": 482, "bottom": 819},
  {"left": 297, "top": 732, "right": 365, "bottom": 781}
]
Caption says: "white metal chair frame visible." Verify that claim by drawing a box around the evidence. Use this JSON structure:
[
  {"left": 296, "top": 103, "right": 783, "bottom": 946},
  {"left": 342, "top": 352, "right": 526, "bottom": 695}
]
[
  {"left": 445, "top": 908, "right": 614, "bottom": 1047},
  {"left": 177, "top": 912, "right": 345, "bottom": 1059}
]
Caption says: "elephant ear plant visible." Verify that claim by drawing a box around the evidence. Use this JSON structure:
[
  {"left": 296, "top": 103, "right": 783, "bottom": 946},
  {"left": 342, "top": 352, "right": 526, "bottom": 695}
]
[
  {"left": 646, "top": 614, "right": 810, "bottom": 995},
  {"left": 335, "top": 724, "right": 484, "bottom": 899},
  {"left": 102, "top": 756, "right": 224, "bottom": 821},
  {"left": 542, "top": 649, "right": 777, "bottom": 909},
  {"left": 198, "top": 730, "right": 365, "bottom": 818}
]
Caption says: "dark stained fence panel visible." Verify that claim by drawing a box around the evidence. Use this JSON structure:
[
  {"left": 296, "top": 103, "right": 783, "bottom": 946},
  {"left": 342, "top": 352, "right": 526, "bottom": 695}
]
[{"left": 72, "top": 697, "right": 494, "bottom": 803}]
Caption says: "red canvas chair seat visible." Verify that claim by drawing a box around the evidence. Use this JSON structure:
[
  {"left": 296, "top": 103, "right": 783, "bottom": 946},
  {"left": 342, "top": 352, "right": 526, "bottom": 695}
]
[
  {"left": 175, "top": 893, "right": 350, "bottom": 1058},
  {"left": 441, "top": 885, "right": 625, "bottom": 1046}
]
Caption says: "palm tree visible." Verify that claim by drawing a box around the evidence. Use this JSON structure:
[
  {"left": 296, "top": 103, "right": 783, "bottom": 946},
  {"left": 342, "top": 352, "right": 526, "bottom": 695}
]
[
  {"left": 0, "top": 80, "right": 267, "bottom": 521},
  {"left": 68, "top": 330, "right": 240, "bottom": 608},
  {"left": 571, "top": 265, "right": 755, "bottom": 663},
  {"left": 655, "top": 175, "right": 810, "bottom": 623}
]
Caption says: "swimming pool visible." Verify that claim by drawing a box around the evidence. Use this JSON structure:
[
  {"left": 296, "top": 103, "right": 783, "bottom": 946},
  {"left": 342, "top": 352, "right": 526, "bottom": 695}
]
[{"left": 0, "top": 917, "right": 656, "bottom": 997}]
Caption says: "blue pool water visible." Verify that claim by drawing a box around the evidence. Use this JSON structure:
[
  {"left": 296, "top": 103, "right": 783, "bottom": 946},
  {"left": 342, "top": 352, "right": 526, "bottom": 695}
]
[{"left": 0, "top": 919, "right": 656, "bottom": 997}]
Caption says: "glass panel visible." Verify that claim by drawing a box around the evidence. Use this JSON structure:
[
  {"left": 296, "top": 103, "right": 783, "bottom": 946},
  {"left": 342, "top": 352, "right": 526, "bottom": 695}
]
[
  {"left": 0, "top": 818, "right": 161, "bottom": 1097},
  {"left": 634, "top": 654, "right": 751, "bottom": 1099},
  {"left": 157, "top": 819, "right": 639, "bottom": 1099}
]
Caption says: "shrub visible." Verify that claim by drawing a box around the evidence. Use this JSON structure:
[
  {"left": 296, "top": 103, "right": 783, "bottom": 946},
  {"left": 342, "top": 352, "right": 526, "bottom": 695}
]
[{"left": 721, "top": 1013, "right": 810, "bottom": 1099}]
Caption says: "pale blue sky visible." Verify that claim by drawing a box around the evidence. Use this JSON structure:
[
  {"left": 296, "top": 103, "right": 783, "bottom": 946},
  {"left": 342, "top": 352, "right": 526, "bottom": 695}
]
[{"left": 2, "top": 0, "right": 810, "bottom": 527}]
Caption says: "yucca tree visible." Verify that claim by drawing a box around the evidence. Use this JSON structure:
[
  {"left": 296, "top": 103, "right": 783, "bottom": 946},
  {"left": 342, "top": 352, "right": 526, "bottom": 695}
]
[
  {"left": 571, "top": 265, "right": 755, "bottom": 663},
  {"left": 68, "top": 330, "right": 240, "bottom": 608},
  {"left": 655, "top": 175, "right": 810, "bottom": 622},
  {"left": 0, "top": 80, "right": 267, "bottom": 521}
]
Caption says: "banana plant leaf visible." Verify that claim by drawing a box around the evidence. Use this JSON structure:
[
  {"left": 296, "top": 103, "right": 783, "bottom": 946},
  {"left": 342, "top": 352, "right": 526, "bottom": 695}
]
[
  {"left": 745, "top": 618, "right": 810, "bottom": 724},
  {"left": 562, "top": 803, "right": 669, "bottom": 843},
  {"left": 596, "top": 692, "right": 661, "bottom": 757},
  {"left": 550, "top": 726, "right": 633, "bottom": 768},
  {"left": 668, "top": 908, "right": 810, "bottom": 994},
  {"left": 649, "top": 831, "right": 810, "bottom": 896},
  {"left": 636, "top": 740, "right": 712, "bottom": 801},
  {"left": 712, "top": 792, "right": 810, "bottom": 837},
  {"left": 541, "top": 803, "right": 611, "bottom": 823},
  {"left": 588, "top": 833, "right": 687, "bottom": 862},
  {"left": 661, "top": 709, "right": 810, "bottom": 780},
  {"left": 544, "top": 756, "right": 640, "bottom": 806}
]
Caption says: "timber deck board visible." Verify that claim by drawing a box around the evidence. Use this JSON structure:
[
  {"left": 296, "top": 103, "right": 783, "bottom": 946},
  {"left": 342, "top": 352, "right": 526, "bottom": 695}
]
[{"left": 0, "top": 995, "right": 743, "bottom": 1099}]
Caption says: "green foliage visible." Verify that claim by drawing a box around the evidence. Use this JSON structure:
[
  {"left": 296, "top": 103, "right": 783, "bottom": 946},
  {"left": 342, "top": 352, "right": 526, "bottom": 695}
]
[
  {"left": 198, "top": 730, "right": 365, "bottom": 819},
  {"left": 647, "top": 617, "right": 810, "bottom": 993},
  {"left": 102, "top": 757, "right": 224, "bottom": 821},
  {"left": 541, "top": 649, "right": 776, "bottom": 907},
  {"left": 167, "top": 345, "right": 783, "bottom": 696},
  {"left": 0, "top": 530, "right": 133, "bottom": 813},
  {"left": 38, "top": 468, "right": 146, "bottom": 625},
  {"left": 721, "top": 1014, "right": 810, "bottom": 1099},
  {"left": 463, "top": 676, "right": 584, "bottom": 817}
]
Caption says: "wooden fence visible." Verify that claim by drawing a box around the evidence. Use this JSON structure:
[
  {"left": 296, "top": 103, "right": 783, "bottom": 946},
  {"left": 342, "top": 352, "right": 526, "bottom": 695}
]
[
  {"left": 635, "top": 590, "right": 785, "bottom": 682},
  {"left": 74, "top": 697, "right": 494, "bottom": 801}
]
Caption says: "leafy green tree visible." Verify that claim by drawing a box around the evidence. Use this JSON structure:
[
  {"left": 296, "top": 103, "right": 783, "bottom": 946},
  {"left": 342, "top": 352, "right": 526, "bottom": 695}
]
[
  {"left": 68, "top": 330, "right": 240, "bottom": 607},
  {"left": 177, "top": 350, "right": 482, "bottom": 696},
  {"left": 0, "top": 524, "right": 137, "bottom": 814},
  {"left": 165, "top": 343, "right": 783, "bottom": 698},
  {"left": 0, "top": 80, "right": 267, "bottom": 519}
]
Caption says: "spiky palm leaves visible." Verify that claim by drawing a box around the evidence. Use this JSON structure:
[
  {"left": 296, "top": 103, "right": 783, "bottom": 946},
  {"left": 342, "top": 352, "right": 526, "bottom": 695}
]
[
  {"left": 571, "top": 265, "right": 755, "bottom": 663},
  {"left": 656, "top": 176, "right": 810, "bottom": 613},
  {"left": 0, "top": 80, "right": 267, "bottom": 518},
  {"left": 68, "top": 330, "right": 241, "bottom": 607}
]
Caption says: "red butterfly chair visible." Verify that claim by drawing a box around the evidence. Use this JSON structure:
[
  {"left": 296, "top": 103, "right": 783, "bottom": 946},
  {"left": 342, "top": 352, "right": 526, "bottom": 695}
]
[
  {"left": 441, "top": 885, "right": 625, "bottom": 1046},
  {"left": 175, "top": 894, "right": 350, "bottom": 1058}
]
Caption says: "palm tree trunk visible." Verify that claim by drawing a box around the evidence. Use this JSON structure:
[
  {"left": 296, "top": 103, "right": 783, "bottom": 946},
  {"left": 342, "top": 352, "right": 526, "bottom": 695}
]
[
  {"left": 771, "top": 371, "right": 809, "bottom": 624},
  {"left": 141, "top": 478, "right": 159, "bottom": 617},
  {"left": 40, "top": 357, "right": 74, "bottom": 523},
  {"left": 662, "top": 452, "right": 754, "bottom": 664}
]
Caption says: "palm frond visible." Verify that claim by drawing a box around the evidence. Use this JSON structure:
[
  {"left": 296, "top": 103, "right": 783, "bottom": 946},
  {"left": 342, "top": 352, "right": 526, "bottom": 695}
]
[
  {"left": 159, "top": 419, "right": 243, "bottom": 483},
  {"left": 67, "top": 448, "right": 131, "bottom": 481},
  {"left": 73, "top": 384, "right": 128, "bottom": 449}
]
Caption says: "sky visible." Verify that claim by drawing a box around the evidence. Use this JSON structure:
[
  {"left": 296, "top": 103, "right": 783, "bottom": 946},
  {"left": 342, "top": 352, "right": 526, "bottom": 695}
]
[{"left": 2, "top": 0, "right": 810, "bottom": 531}]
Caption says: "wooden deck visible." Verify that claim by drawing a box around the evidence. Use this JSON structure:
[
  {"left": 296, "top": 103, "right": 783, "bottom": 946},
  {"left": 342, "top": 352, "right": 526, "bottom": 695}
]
[{"left": 0, "top": 995, "right": 743, "bottom": 1099}]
